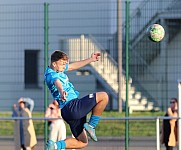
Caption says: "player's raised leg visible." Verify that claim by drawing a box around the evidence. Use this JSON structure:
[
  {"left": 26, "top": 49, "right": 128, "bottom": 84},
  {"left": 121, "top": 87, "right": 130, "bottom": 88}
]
[
  {"left": 46, "top": 130, "right": 88, "bottom": 150},
  {"left": 84, "top": 92, "right": 108, "bottom": 141}
]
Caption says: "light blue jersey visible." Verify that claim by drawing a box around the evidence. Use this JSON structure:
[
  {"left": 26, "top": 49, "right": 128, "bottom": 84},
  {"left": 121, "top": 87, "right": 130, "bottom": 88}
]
[{"left": 44, "top": 64, "right": 79, "bottom": 108}]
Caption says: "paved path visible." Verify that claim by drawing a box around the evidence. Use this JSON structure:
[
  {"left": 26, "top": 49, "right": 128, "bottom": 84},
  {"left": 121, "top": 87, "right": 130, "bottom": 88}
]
[{"left": 0, "top": 137, "right": 177, "bottom": 150}]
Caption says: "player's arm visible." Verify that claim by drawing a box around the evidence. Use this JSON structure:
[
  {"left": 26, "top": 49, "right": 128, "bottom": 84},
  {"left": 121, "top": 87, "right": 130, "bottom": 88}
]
[
  {"left": 54, "top": 79, "right": 67, "bottom": 101},
  {"left": 67, "top": 52, "right": 100, "bottom": 71}
]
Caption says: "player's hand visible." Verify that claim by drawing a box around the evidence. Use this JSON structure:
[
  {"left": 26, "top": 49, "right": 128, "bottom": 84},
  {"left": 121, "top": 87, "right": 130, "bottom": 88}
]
[
  {"left": 61, "top": 91, "right": 67, "bottom": 101},
  {"left": 91, "top": 52, "right": 101, "bottom": 62}
]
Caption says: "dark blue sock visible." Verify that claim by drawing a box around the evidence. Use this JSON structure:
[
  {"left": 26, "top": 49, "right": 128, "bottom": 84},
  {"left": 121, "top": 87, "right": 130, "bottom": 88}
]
[
  {"left": 56, "top": 140, "right": 66, "bottom": 150},
  {"left": 89, "top": 115, "right": 100, "bottom": 128}
]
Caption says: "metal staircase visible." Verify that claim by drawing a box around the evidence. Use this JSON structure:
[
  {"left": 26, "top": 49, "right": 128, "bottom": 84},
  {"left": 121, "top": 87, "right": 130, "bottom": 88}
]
[
  {"left": 128, "top": 0, "right": 181, "bottom": 71},
  {"left": 60, "top": 0, "right": 181, "bottom": 112},
  {"left": 63, "top": 34, "right": 158, "bottom": 112},
  {"left": 65, "top": 34, "right": 119, "bottom": 98},
  {"left": 122, "top": 0, "right": 181, "bottom": 111}
]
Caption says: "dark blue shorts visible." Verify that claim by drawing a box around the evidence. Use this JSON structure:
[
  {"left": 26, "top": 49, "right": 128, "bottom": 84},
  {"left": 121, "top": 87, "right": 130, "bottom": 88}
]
[{"left": 61, "top": 93, "right": 96, "bottom": 138}]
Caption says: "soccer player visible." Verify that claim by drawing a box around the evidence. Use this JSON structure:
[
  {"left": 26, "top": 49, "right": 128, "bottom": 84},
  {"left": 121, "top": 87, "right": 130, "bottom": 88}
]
[{"left": 45, "top": 50, "right": 109, "bottom": 150}]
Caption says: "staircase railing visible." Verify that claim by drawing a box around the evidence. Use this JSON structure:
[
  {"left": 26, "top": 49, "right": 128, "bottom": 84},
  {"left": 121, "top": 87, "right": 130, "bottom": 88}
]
[
  {"left": 128, "top": 0, "right": 176, "bottom": 41},
  {"left": 63, "top": 34, "right": 160, "bottom": 111},
  {"left": 122, "top": 0, "right": 177, "bottom": 86},
  {"left": 64, "top": 34, "right": 127, "bottom": 99},
  {"left": 88, "top": 34, "right": 120, "bottom": 91}
]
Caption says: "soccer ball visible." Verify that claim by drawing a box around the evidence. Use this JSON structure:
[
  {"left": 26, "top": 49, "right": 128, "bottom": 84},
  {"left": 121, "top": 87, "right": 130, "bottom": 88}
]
[{"left": 147, "top": 24, "right": 165, "bottom": 42}]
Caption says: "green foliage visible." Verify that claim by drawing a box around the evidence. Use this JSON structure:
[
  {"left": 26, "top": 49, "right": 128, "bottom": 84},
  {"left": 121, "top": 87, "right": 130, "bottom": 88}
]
[{"left": 0, "top": 111, "right": 165, "bottom": 137}]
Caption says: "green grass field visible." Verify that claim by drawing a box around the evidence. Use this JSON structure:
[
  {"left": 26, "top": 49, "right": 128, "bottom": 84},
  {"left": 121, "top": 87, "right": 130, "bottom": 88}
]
[{"left": 0, "top": 111, "right": 165, "bottom": 137}]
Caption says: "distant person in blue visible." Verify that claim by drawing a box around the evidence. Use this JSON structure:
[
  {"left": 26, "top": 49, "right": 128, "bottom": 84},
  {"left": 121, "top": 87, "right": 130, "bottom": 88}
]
[{"left": 45, "top": 50, "right": 109, "bottom": 150}]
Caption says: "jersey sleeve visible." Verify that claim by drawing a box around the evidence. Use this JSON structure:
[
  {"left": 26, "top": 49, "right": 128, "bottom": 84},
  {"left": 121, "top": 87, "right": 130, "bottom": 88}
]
[{"left": 50, "top": 72, "right": 60, "bottom": 83}]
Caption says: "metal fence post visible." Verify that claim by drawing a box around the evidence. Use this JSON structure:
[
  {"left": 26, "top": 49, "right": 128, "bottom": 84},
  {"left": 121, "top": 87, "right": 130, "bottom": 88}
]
[
  {"left": 44, "top": 2, "right": 49, "bottom": 149},
  {"left": 125, "top": 0, "right": 130, "bottom": 150},
  {"left": 156, "top": 117, "right": 160, "bottom": 150},
  {"left": 178, "top": 80, "right": 181, "bottom": 150}
]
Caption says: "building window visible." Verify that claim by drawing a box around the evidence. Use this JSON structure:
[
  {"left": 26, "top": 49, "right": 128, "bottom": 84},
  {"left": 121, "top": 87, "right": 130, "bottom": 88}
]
[{"left": 25, "top": 50, "right": 39, "bottom": 88}]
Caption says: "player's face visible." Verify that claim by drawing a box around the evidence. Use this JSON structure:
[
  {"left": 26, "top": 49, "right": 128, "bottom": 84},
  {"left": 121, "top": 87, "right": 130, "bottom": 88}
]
[
  {"left": 170, "top": 99, "right": 177, "bottom": 110},
  {"left": 54, "top": 59, "right": 68, "bottom": 72}
]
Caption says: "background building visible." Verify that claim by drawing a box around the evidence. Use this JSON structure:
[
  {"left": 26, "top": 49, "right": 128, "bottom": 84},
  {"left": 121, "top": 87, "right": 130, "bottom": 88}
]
[{"left": 0, "top": 0, "right": 180, "bottom": 112}]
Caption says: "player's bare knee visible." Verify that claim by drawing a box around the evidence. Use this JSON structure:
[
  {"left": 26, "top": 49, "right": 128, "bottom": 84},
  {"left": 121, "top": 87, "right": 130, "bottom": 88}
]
[
  {"left": 96, "top": 92, "right": 109, "bottom": 104},
  {"left": 103, "top": 92, "right": 109, "bottom": 104},
  {"left": 101, "top": 92, "right": 108, "bottom": 101}
]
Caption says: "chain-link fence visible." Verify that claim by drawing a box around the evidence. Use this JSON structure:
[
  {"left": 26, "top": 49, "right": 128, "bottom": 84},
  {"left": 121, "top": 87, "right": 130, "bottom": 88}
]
[
  {"left": 0, "top": 0, "right": 180, "bottom": 112},
  {"left": 0, "top": 0, "right": 180, "bottom": 149},
  {"left": 0, "top": 116, "right": 175, "bottom": 150}
]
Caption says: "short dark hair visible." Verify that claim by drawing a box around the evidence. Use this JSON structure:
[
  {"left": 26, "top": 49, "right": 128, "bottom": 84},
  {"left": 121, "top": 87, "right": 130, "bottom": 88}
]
[{"left": 51, "top": 50, "right": 68, "bottom": 62}]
